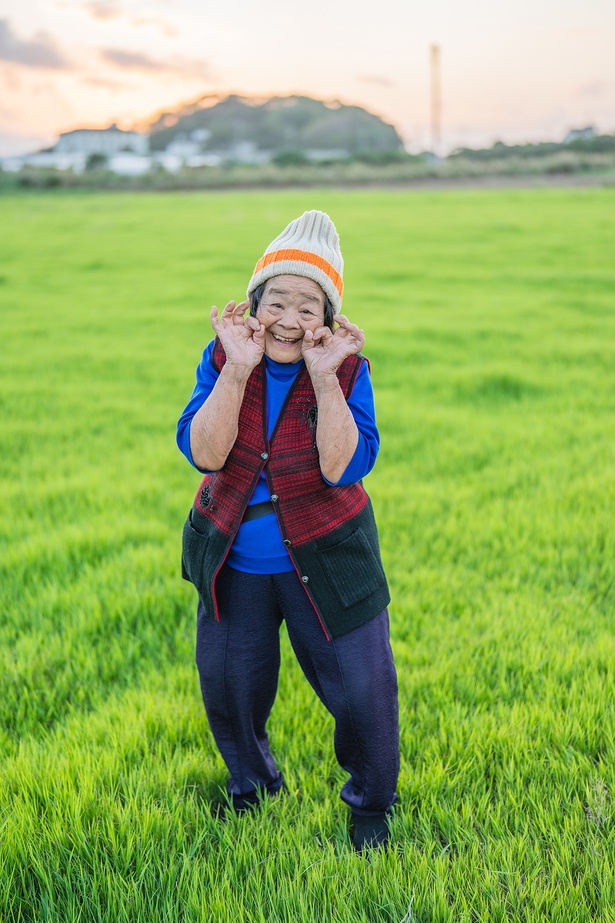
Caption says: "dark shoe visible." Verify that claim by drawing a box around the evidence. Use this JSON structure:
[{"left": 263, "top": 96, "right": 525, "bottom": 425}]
[
  {"left": 212, "top": 799, "right": 254, "bottom": 822},
  {"left": 213, "top": 782, "right": 285, "bottom": 821},
  {"left": 351, "top": 811, "right": 391, "bottom": 852}
]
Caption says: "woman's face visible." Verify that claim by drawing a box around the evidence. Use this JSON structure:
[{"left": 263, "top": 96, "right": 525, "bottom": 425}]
[{"left": 255, "top": 275, "right": 326, "bottom": 363}]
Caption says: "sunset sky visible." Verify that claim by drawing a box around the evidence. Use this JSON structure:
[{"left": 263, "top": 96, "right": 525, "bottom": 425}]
[{"left": 0, "top": 0, "right": 613, "bottom": 156}]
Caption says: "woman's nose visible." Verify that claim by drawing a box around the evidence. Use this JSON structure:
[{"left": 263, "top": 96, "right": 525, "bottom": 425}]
[{"left": 279, "top": 307, "right": 300, "bottom": 327}]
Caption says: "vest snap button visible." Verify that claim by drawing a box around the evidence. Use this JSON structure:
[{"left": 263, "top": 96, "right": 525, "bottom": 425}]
[
  {"left": 271, "top": 494, "right": 279, "bottom": 503},
  {"left": 301, "top": 575, "right": 309, "bottom": 583},
  {"left": 283, "top": 539, "right": 291, "bottom": 547},
  {"left": 261, "top": 452, "right": 269, "bottom": 460}
]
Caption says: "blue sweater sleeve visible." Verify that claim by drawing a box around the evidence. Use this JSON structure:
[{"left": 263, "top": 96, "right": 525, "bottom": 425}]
[
  {"left": 322, "top": 358, "right": 380, "bottom": 486},
  {"left": 176, "top": 340, "right": 219, "bottom": 471}
]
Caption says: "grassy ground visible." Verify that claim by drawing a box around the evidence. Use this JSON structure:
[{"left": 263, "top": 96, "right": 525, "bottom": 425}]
[{"left": 1, "top": 188, "right": 614, "bottom": 922}]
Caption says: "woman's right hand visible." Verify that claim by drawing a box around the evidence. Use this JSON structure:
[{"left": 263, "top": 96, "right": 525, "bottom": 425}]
[{"left": 210, "top": 300, "right": 265, "bottom": 372}]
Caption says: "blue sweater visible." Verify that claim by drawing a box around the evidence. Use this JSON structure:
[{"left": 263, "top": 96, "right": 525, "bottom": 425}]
[{"left": 177, "top": 341, "right": 380, "bottom": 574}]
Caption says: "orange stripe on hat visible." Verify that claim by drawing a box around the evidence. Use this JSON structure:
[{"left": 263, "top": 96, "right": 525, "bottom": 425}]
[{"left": 254, "top": 248, "right": 344, "bottom": 299}]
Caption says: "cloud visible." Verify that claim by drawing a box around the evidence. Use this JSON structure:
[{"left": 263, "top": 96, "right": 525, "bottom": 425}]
[
  {"left": 82, "top": 1, "right": 121, "bottom": 20},
  {"left": 358, "top": 74, "right": 395, "bottom": 88},
  {"left": 59, "top": 2, "right": 177, "bottom": 35},
  {"left": 101, "top": 47, "right": 211, "bottom": 79},
  {"left": 102, "top": 48, "right": 161, "bottom": 70},
  {"left": 81, "top": 75, "right": 129, "bottom": 90},
  {"left": 55, "top": 1, "right": 120, "bottom": 20},
  {"left": 0, "top": 19, "right": 70, "bottom": 69},
  {"left": 579, "top": 81, "right": 607, "bottom": 99},
  {"left": 132, "top": 16, "right": 178, "bottom": 38},
  {"left": 0, "top": 64, "right": 22, "bottom": 91}
]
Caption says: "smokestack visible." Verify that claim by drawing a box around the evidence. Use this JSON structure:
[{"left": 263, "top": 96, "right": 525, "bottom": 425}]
[{"left": 430, "top": 43, "right": 441, "bottom": 155}]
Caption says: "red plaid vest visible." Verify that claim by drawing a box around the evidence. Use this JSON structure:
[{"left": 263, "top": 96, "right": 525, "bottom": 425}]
[
  {"left": 183, "top": 338, "right": 390, "bottom": 638},
  {"left": 193, "top": 337, "right": 368, "bottom": 540}
]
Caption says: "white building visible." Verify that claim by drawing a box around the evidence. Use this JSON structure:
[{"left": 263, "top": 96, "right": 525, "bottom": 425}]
[
  {"left": 563, "top": 126, "right": 597, "bottom": 144},
  {"left": 106, "top": 153, "right": 152, "bottom": 176},
  {"left": 54, "top": 124, "right": 148, "bottom": 155}
]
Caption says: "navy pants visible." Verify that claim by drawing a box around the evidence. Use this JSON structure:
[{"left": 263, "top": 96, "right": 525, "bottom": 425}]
[{"left": 196, "top": 565, "right": 399, "bottom": 815}]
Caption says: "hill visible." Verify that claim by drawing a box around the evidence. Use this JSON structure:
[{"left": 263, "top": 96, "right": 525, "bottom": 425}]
[{"left": 146, "top": 94, "right": 404, "bottom": 156}]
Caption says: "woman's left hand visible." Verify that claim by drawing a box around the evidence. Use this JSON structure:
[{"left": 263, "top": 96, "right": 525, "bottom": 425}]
[{"left": 302, "top": 314, "right": 365, "bottom": 380}]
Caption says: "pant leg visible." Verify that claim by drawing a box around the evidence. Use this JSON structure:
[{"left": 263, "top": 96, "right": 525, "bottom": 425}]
[
  {"left": 273, "top": 571, "right": 399, "bottom": 815},
  {"left": 195, "top": 565, "right": 284, "bottom": 798}
]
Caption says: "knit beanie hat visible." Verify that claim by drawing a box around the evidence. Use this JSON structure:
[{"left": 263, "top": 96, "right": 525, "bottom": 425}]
[{"left": 247, "top": 210, "right": 344, "bottom": 312}]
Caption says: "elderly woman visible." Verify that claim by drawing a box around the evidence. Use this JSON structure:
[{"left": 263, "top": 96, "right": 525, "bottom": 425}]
[{"left": 177, "top": 210, "right": 399, "bottom": 851}]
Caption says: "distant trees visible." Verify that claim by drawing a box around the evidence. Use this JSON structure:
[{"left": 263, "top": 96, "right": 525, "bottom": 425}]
[
  {"left": 148, "top": 95, "right": 404, "bottom": 156},
  {"left": 450, "top": 135, "right": 615, "bottom": 161}
]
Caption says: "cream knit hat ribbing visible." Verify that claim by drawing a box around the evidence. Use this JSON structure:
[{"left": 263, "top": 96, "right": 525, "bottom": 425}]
[{"left": 247, "top": 210, "right": 344, "bottom": 312}]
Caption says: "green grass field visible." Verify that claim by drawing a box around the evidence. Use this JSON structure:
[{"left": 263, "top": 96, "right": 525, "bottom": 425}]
[{"left": 1, "top": 187, "right": 614, "bottom": 922}]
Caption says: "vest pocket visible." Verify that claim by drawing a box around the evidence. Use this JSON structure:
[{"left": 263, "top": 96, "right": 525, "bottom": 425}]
[
  {"left": 181, "top": 508, "right": 212, "bottom": 597},
  {"left": 316, "top": 527, "right": 386, "bottom": 610}
]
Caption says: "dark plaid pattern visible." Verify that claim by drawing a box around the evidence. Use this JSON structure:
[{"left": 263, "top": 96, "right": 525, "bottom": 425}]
[
  {"left": 183, "top": 339, "right": 390, "bottom": 637},
  {"left": 193, "top": 338, "right": 369, "bottom": 547},
  {"left": 193, "top": 339, "right": 269, "bottom": 535}
]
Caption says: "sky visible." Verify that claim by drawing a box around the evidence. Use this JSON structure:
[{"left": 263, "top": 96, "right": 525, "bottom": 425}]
[{"left": 0, "top": 0, "right": 613, "bottom": 156}]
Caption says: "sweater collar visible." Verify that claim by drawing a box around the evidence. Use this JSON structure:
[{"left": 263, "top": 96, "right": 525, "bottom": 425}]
[{"left": 265, "top": 355, "right": 303, "bottom": 382}]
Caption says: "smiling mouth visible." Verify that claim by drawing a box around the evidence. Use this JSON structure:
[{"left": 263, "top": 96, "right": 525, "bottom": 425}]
[{"left": 271, "top": 333, "right": 301, "bottom": 344}]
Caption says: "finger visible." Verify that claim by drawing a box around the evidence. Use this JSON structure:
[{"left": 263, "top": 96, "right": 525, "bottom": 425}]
[
  {"left": 313, "top": 326, "right": 333, "bottom": 345},
  {"left": 342, "top": 328, "right": 365, "bottom": 354},
  {"left": 210, "top": 304, "right": 221, "bottom": 330},
  {"left": 334, "top": 315, "right": 359, "bottom": 333},
  {"left": 232, "top": 300, "right": 249, "bottom": 324},
  {"left": 307, "top": 330, "right": 325, "bottom": 347},
  {"left": 244, "top": 315, "right": 260, "bottom": 332},
  {"left": 222, "top": 300, "right": 237, "bottom": 315},
  {"left": 343, "top": 326, "right": 364, "bottom": 346}
]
